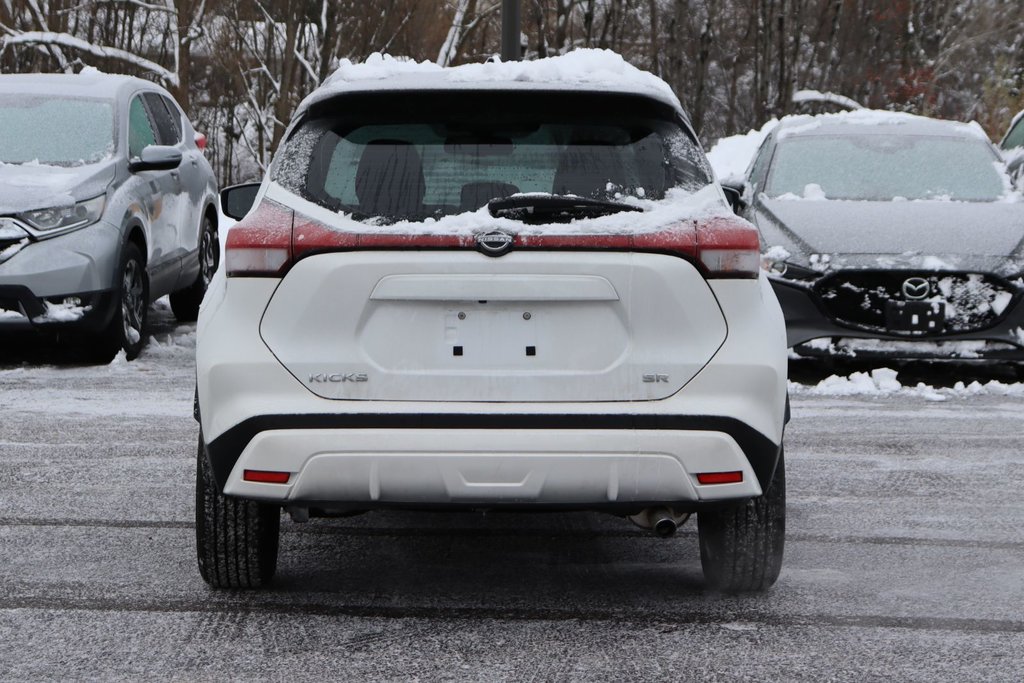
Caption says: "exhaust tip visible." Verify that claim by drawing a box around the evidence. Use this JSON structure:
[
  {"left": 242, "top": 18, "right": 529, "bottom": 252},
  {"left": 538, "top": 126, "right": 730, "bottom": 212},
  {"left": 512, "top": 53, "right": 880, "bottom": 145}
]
[{"left": 653, "top": 517, "right": 677, "bottom": 538}]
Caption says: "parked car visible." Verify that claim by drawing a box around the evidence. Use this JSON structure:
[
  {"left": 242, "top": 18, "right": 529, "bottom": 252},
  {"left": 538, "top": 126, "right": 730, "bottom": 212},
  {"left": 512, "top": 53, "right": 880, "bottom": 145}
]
[
  {"left": 724, "top": 110, "right": 1024, "bottom": 361},
  {"left": 195, "top": 51, "right": 789, "bottom": 592},
  {"left": 0, "top": 72, "right": 219, "bottom": 361},
  {"left": 999, "top": 109, "right": 1024, "bottom": 185}
]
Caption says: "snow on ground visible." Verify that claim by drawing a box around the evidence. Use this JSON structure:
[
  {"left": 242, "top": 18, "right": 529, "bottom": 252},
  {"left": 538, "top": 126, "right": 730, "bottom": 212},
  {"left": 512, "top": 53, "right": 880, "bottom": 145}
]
[
  {"left": 790, "top": 366, "right": 1024, "bottom": 402},
  {"left": 0, "top": 296, "right": 195, "bottom": 417}
]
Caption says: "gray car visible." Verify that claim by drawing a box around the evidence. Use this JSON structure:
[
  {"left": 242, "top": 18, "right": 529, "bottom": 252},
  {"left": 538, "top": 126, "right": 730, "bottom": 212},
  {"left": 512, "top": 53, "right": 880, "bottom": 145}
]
[
  {"left": 724, "top": 111, "right": 1024, "bottom": 361},
  {"left": 0, "top": 72, "right": 218, "bottom": 361}
]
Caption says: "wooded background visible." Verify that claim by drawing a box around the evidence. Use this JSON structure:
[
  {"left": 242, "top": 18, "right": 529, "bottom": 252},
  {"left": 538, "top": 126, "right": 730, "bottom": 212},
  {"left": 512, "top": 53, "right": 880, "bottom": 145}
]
[{"left": 2, "top": 1, "right": 1022, "bottom": 185}]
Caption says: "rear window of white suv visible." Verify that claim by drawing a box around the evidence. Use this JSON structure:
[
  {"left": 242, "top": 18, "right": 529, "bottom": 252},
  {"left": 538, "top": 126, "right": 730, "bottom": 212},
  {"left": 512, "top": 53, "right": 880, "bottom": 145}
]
[{"left": 273, "top": 91, "right": 713, "bottom": 224}]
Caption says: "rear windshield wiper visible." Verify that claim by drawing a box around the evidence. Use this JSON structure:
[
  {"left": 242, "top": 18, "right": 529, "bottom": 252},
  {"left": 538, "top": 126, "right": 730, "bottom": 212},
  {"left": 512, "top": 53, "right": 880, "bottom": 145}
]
[{"left": 488, "top": 194, "right": 643, "bottom": 224}]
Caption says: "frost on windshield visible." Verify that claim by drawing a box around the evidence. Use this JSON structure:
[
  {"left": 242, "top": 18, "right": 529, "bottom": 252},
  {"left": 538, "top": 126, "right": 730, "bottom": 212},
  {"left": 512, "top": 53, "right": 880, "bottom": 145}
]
[
  {"left": 766, "top": 134, "right": 1008, "bottom": 202},
  {"left": 0, "top": 96, "right": 114, "bottom": 167}
]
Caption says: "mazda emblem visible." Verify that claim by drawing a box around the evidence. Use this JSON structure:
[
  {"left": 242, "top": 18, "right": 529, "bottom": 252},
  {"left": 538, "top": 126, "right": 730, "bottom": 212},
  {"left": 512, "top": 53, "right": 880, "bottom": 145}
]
[
  {"left": 901, "top": 277, "right": 931, "bottom": 300},
  {"left": 476, "top": 229, "right": 515, "bottom": 256}
]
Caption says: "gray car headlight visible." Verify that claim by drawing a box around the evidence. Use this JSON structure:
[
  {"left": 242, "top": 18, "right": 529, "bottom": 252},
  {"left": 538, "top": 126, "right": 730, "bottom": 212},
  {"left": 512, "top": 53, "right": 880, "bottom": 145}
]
[{"left": 19, "top": 195, "right": 105, "bottom": 235}]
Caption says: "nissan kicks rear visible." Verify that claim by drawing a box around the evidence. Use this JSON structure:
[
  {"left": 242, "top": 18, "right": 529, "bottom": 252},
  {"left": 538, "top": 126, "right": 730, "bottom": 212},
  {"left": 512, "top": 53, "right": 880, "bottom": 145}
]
[{"left": 195, "top": 51, "right": 789, "bottom": 592}]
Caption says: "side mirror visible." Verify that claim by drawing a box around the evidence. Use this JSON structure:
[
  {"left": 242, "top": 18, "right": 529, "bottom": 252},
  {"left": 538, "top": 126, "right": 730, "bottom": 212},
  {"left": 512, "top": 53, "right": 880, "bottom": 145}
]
[
  {"left": 220, "top": 183, "right": 260, "bottom": 221},
  {"left": 129, "top": 145, "right": 182, "bottom": 173},
  {"left": 720, "top": 176, "right": 747, "bottom": 214}
]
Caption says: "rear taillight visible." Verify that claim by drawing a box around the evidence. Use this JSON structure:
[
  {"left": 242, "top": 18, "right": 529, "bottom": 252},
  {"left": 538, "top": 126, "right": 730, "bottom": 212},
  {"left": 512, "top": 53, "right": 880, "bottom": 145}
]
[
  {"left": 225, "top": 200, "right": 293, "bottom": 277},
  {"left": 233, "top": 206, "right": 758, "bottom": 278},
  {"left": 694, "top": 217, "right": 761, "bottom": 279},
  {"left": 194, "top": 132, "right": 207, "bottom": 150}
]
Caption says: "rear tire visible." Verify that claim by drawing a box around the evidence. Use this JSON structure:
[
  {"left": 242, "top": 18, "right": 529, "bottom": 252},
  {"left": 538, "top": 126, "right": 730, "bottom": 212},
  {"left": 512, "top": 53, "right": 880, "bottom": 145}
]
[
  {"left": 85, "top": 241, "right": 148, "bottom": 363},
  {"left": 170, "top": 214, "right": 217, "bottom": 322},
  {"left": 698, "top": 449, "right": 786, "bottom": 592},
  {"left": 195, "top": 434, "right": 280, "bottom": 589}
]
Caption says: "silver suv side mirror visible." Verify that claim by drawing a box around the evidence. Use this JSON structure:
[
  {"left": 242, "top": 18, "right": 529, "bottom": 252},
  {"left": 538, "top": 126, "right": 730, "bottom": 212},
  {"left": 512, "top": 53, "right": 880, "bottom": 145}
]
[{"left": 129, "top": 145, "right": 183, "bottom": 173}]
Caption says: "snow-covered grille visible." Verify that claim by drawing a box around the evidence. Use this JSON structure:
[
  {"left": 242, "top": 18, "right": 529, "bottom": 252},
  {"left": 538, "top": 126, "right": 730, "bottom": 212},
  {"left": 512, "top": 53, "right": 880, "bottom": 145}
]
[{"left": 815, "top": 271, "right": 1016, "bottom": 335}]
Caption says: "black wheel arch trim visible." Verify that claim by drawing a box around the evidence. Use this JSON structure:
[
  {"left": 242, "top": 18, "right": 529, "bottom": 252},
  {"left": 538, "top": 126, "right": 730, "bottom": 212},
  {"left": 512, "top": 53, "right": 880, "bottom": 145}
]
[{"left": 202, "top": 412, "right": 784, "bottom": 495}]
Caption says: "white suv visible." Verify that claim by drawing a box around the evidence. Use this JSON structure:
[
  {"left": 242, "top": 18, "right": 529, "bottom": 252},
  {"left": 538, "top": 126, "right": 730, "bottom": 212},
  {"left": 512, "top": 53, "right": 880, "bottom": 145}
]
[{"left": 195, "top": 52, "right": 789, "bottom": 592}]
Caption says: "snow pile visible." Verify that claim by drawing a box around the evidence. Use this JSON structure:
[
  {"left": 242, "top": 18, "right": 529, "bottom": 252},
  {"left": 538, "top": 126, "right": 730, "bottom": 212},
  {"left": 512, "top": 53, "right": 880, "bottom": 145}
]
[
  {"left": 314, "top": 49, "right": 680, "bottom": 110},
  {"left": 792, "top": 369, "right": 945, "bottom": 401},
  {"left": 791, "top": 366, "right": 1024, "bottom": 401},
  {"left": 776, "top": 183, "right": 828, "bottom": 201},
  {"left": 34, "top": 299, "right": 92, "bottom": 323},
  {"left": 706, "top": 119, "right": 778, "bottom": 180},
  {"left": 762, "top": 245, "right": 791, "bottom": 261}
]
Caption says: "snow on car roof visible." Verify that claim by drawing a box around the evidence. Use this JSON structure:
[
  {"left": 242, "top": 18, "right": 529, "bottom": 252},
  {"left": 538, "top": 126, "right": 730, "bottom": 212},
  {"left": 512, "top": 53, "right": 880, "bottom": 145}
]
[
  {"left": 298, "top": 49, "right": 682, "bottom": 115},
  {"left": 0, "top": 70, "right": 161, "bottom": 99},
  {"left": 775, "top": 108, "right": 989, "bottom": 141}
]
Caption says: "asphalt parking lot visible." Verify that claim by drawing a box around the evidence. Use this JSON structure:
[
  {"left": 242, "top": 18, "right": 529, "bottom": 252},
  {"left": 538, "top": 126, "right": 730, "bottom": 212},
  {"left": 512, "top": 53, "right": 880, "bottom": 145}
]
[{"left": 1, "top": 305, "right": 1022, "bottom": 681}]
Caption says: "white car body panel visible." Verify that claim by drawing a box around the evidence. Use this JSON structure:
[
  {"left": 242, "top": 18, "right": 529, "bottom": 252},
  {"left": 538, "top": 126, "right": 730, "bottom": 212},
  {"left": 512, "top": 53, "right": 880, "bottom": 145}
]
[
  {"left": 259, "top": 251, "right": 727, "bottom": 403},
  {"left": 198, "top": 267, "right": 786, "bottom": 507}
]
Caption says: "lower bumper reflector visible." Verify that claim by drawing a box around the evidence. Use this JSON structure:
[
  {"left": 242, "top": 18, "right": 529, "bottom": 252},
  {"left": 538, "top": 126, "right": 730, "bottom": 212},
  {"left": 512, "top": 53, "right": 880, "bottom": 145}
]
[
  {"left": 243, "top": 469, "right": 291, "bottom": 484},
  {"left": 696, "top": 471, "right": 743, "bottom": 485}
]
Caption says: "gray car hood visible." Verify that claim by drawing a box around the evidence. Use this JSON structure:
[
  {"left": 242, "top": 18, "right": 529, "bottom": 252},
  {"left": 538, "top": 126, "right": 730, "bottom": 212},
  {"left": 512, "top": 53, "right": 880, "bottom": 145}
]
[
  {"left": 0, "top": 160, "right": 115, "bottom": 214},
  {"left": 757, "top": 198, "right": 1024, "bottom": 271}
]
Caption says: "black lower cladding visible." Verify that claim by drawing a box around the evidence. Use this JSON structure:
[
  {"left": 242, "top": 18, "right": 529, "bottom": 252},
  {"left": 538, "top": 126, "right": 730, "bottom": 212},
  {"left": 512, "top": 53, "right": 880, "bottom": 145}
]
[
  {"left": 0, "top": 284, "right": 117, "bottom": 331},
  {"left": 203, "top": 413, "right": 784, "bottom": 506}
]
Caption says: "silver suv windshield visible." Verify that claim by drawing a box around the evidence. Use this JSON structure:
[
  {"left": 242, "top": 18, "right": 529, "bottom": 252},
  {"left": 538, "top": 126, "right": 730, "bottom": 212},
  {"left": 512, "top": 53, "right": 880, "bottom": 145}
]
[
  {"left": 0, "top": 95, "right": 114, "bottom": 167},
  {"left": 767, "top": 134, "right": 1007, "bottom": 201},
  {"left": 275, "top": 92, "right": 713, "bottom": 224}
]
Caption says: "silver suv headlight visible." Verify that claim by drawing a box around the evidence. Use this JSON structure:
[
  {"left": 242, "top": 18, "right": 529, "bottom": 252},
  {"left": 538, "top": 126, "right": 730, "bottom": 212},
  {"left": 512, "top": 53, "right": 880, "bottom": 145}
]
[{"left": 18, "top": 195, "right": 105, "bottom": 236}]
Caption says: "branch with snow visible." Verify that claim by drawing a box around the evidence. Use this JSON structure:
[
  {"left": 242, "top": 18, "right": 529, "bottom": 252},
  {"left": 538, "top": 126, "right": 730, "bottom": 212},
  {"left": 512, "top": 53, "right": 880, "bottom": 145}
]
[
  {"left": 1, "top": 30, "right": 179, "bottom": 86},
  {"left": 792, "top": 89, "right": 864, "bottom": 111}
]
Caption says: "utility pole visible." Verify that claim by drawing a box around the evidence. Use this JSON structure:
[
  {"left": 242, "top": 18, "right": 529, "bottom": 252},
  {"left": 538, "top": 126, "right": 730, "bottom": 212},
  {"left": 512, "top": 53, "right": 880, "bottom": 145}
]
[{"left": 501, "top": 0, "right": 522, "bottom": 61}]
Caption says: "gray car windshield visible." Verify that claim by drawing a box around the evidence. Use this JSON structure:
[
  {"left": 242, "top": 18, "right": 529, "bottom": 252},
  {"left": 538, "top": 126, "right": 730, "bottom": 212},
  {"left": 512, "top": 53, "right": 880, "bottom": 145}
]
[
  {"left": 275, "top": 92, "right": 712, "bottom": 223},
  {"left": 767, "top": 134, "right": 1007, "bottom": 201},
  {"left": 0, "top": 95, "right": 114, "bottom": 166}
]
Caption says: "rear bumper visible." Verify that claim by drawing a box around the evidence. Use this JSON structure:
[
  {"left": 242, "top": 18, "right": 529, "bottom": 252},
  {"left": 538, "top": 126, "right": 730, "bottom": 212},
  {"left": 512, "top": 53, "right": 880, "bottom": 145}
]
[{"left": 209, "top": 416, "right": 780, "bottom": 510}]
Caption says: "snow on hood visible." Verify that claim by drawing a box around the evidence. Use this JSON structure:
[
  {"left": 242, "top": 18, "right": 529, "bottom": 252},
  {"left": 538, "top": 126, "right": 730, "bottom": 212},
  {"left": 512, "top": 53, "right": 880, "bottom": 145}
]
[
  {"left": 272, "top": 184, "right": 732, "bottom": 238},
  {"left": 301, "top": 50, "right": 681, "bottom": 114},
  {"left": 0, "top": 160, "right": 114, "bottom": 213},
  {"left": 774, "top": 108, "right": 990, "bottom": 141},
  {"left": 757, "top": 197, "right": 1024, "bottom": 263}
]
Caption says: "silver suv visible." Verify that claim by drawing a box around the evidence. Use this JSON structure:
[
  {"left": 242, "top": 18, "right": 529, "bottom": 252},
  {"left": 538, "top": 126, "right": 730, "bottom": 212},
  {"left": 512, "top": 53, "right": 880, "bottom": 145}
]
[{"left": 0, "top": 72, "right": 219, "bottom": 361}]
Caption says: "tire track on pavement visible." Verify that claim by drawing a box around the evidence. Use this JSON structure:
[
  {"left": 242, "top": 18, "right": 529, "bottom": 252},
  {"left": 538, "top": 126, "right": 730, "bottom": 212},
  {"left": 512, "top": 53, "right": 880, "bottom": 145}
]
[{"left": 2, "top": 594, "right": 1022, "bottom": 634}]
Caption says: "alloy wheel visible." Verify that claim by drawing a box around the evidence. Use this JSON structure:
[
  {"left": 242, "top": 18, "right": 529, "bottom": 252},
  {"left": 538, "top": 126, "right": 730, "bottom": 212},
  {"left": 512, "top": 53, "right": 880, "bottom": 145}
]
[{"left": 121, "top": 259, "right": 145, "bottom": 344}]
